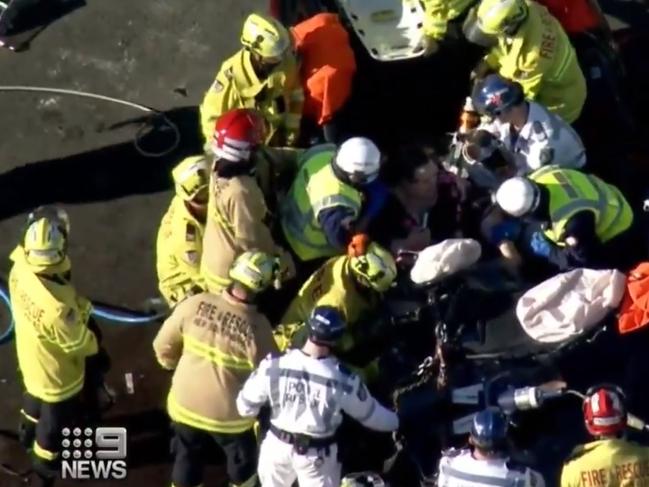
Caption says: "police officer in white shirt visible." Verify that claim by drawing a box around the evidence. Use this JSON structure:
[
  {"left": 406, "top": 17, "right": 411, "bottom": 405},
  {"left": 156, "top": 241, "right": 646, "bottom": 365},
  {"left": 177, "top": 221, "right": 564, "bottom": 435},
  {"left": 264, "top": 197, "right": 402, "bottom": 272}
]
[
  {"left": 437, "top": 407, "right": 545, "bottom": 487},
  {"left": 472, "top": 74, "right": 586, "bottom": 175},
  {"left": 236, "top": 306, "right": 399, "bottom": 487}
]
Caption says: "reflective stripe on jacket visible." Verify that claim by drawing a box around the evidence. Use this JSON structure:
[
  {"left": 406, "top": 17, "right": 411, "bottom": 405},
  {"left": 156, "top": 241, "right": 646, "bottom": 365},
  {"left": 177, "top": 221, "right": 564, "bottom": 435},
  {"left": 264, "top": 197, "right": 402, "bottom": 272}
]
[
  {"left": 484, "top": 1, "right": 586, "bottom": 123},
  {"left": 153, "top": 292, "right": 278, "bottom": 433},
  {"left": 530, "top": 166, "right": 633, "bottom": 245},
  {"left": 9, "top": 246, "right": 97, "bottom": 403},
  {"left": 156, "top": 195, "right": 205, "bottom": 306},
  {"left": 281, "top": 145, "right": 362, "bottom": 261}
]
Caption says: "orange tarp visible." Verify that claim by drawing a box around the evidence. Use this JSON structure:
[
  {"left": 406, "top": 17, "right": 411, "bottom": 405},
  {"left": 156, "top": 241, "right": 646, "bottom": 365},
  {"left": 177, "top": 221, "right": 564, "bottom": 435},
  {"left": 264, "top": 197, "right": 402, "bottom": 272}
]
[
  {"left": 291, "top": 13, "right": 356, "bottom": 125},
  {"left": 617, "top": 262, "right": 649, "bottom": 334}
]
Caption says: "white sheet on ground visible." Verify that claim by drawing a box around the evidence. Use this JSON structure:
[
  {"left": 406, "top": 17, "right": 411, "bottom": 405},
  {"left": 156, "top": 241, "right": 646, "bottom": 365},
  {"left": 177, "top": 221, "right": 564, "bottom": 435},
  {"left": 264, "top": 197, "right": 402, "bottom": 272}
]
[{"left": 516, "top": 268, "right": 626, "bottom": 343}]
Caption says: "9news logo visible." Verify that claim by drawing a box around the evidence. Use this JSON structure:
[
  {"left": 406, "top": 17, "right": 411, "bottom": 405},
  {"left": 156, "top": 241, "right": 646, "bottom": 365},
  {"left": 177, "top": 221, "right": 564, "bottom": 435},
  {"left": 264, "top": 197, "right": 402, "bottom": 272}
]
[{"left": 60, "top": 427, "right": 128, "bottom": 480}]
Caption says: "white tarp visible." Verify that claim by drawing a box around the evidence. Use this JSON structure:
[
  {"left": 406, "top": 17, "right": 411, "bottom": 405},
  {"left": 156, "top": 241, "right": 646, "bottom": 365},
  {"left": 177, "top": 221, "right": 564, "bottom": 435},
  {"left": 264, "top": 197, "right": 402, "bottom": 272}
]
[
  {"left": 516, "top": 268, "right": 626, "bottom": 343},
  {"left": 410, "top": 239, "right": 482, "bottom": 285}
]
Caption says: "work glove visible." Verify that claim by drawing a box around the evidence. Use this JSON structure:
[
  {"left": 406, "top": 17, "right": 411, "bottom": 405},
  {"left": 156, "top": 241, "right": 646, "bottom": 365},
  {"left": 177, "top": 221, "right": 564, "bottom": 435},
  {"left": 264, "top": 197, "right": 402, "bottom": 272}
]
[
  {"left": 529, "top": 231, "right": 553, "bottom": 258},
  {"left": 421, "top": 34, "right": 440, "bottom": 57},
  {"left": 488, "top": 219, "right": 522, "bottom": 245},
  {"left": 275, "top": 249, "right": 296, "bottom": 286},
  {"left": 363, "top": 180, "right": 390, "bottom": 221}
]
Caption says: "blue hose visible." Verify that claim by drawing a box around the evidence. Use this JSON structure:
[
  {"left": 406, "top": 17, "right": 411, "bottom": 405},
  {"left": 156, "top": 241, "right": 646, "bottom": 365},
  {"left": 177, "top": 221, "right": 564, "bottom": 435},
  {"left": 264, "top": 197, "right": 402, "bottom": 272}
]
[
  {"left": 0, "top": 285, "right": 14, "bottom": 346},
  {"left": 0, "top": 281, "right": 167, "bottom": 345}
]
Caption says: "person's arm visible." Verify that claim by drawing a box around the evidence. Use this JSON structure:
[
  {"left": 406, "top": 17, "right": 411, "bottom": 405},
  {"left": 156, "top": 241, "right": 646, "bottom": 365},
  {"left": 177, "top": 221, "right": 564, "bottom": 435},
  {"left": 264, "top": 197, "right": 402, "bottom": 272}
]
[
  {"left": 200, "top": 64, "right": 236, "bottom": 143},
  {"left": 317, "top": 206, "right": 357, "bottom": 250},
  {"left": 152, "top": 306, "right": 185, "bottom": 370},
  {"left": 51, "top": 305, "right": 99, "bottom": 358},
  {"left": 251, "top": 316, "right": 280, "bottom": 366},
  {"left": 421, "top": 0, "right": 450, "bottom": 41},
  {"left": 545, "top": 212, "right": 603, "bottom": 270},
  {"left": 229, "top": 182, "right": 278, "bottom": 254},
  {"left": 340, "top": 372, "right": 399, "bottom": 432},
  {"left": 236, "top": 358, "right": 272, "bottom": 418}
]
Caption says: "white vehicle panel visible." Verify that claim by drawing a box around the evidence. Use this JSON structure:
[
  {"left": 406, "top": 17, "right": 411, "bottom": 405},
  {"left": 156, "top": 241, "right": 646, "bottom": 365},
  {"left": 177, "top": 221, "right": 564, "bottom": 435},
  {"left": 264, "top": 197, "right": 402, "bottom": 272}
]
[{"left": 336, "top": 0, "right": 427, "bottom": 61}]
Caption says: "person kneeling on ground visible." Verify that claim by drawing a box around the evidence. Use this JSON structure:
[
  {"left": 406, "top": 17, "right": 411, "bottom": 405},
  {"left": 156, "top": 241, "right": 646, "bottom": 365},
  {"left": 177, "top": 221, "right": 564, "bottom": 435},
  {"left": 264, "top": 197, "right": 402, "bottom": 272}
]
[{"left": 237, "top": 306, "right": 399, "bottom": 487}]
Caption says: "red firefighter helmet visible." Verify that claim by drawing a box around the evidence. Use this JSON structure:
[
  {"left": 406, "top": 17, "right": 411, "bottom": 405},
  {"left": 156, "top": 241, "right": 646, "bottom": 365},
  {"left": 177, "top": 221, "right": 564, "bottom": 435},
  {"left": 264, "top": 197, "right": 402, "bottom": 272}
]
[
  {"left": 211, "top": 109, "right": 267, "bottom": 162},
  {"left": 583, "top": 386, "right": 627, "bottom": 437}
]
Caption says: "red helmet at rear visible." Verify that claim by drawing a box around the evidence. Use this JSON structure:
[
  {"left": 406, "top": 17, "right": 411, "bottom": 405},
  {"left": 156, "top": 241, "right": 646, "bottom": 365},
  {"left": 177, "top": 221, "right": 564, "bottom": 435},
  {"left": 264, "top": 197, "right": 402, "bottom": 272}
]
[
  {"left": 583, "top": 386, "right": 627, "bottom": 437},
  {"left": 211, "top": 109, "right": 266, "bottom": 162}
]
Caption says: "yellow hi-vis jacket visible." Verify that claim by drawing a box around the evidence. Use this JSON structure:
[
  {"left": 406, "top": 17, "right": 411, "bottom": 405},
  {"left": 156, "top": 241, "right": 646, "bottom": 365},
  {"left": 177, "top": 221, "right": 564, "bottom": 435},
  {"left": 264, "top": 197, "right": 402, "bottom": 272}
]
[
  {"left": 530, "top": 166, "right": 633, "bottom": 245},
  {"left": 561, "top": 438, "right": 649, "bottom": 486},
  {"left": 153, "top": 291, "right": 278, "bottom": 433},
  {"left": 9, "top": 246, "right": 98, "bottom": 403},
  {"left": 156, "top": 195, "right": 205, "bottom": 307},
  {"left": 274, "top": 256, "right": 376, "bottom": 354},
  {"left": 199, "top": 49, "right": 304, "bottom": 145},
  {"left": 484, "top": 1, "right": 586, "bottom": 123},
  {"left": 281, "top": 145, "right": 363, "bottom": 261},
  {"left": 422, "top": 0, "right": 476, "bottom": 39}
]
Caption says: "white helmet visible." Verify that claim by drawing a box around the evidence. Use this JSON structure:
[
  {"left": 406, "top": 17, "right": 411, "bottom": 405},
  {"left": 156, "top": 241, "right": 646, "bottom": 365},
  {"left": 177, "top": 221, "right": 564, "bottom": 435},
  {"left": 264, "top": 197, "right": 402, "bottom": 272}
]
[
  {"left": 334, "top": 137, "right": 381, "bottom": 185},
  {"left": 495, "top": 177, "right": 540, "bottom": 217}
]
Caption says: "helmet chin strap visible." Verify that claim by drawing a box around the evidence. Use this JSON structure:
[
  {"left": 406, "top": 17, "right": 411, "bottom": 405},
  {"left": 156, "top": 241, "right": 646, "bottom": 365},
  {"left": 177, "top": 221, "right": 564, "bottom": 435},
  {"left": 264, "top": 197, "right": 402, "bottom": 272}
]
[{"left": 214, "top": 158, "right": 256, "bottom": 179}]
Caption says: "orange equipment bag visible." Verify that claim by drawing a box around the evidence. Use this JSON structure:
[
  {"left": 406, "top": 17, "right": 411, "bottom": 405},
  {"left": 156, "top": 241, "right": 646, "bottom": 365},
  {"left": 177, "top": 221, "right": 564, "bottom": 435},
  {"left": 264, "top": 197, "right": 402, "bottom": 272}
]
[
  {"left": 291, "top": 13, "right": 356, "bottom": 126},
  {"left": 617, "top": 262, "right": 649, "bottom": 334}
]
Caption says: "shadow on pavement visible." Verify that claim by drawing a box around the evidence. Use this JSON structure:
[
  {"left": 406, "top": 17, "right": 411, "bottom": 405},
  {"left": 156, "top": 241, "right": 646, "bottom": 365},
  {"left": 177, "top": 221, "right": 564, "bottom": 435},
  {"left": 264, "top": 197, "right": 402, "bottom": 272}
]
[
  {"left": 0, "top": 0, "right": 86, "bottom": 51},
  {"left": 0, "top": 105, "right": 202, "bottom": 220}
]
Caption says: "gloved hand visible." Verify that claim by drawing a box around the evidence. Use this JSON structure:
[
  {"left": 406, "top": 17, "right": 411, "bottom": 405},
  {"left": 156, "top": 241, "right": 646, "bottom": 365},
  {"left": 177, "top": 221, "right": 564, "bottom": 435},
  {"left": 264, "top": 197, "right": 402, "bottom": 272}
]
[
  {"left": 275, "top": 249, "right": 296, "bottom": 287},
  {"left": 489, "top": 219, "right": 522, "bottom": 245},
  {"left": 529, "top": 231, "right": 553, "bottom": 258},
  {"left": 363, "top": 180, "right": 389, "bottom": 220},
  {"left": 421, "top": 34, "right": 440, "bottom": 57}
]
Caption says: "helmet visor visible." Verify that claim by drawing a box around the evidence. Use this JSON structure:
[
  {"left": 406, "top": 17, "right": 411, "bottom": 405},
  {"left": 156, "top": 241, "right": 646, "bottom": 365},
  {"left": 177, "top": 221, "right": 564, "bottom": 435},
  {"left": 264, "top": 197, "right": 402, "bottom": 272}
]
[
  {"left": 463, "top": 11, "right": 498, "bottom": 47},
  {"left": 27, "top": 205, "right": 70, "bottom": 236}
]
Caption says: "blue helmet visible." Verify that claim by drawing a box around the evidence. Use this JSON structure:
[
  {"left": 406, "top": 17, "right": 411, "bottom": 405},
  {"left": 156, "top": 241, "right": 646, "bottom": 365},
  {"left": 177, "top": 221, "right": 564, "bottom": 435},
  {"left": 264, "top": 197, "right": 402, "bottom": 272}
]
[
  {"left": 470, "top": 407, "right": 509, "bottom": 450},
  {"left": 307, "top": 306, "right": 346, "bottom": 346},
  {"left": 471, "top": 74, "right": 524, "bottom": 117}
]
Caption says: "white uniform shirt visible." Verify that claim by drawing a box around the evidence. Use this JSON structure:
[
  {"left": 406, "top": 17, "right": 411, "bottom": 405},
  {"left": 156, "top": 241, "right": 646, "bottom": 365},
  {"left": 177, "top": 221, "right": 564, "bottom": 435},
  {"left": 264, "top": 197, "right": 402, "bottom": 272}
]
[
  {"left": 483, "top": 101, "right": 586, "bottom": 175},
  {"left": 236, "top": 349, "right": 399, "bottom": 437},
  {"left": 437, "top": 449, "right": 546, "bottom": 487}
]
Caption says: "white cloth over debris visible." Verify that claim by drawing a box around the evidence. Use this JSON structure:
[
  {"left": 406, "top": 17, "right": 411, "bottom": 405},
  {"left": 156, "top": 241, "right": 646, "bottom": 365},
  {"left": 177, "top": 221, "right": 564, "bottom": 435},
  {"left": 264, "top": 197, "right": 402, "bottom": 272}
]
[
  {"left": 410, "top": 239, "right": 482, "bottom": 285},
  {"left": 516, "top": 268, "right": 626, "bottom": 343}
]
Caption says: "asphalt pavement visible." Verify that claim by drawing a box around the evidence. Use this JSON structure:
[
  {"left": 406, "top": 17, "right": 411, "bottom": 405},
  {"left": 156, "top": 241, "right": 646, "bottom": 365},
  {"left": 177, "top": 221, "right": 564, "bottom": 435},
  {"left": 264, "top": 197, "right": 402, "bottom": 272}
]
[
  {"left": 1, "top": 0, "right": 649, "bottom": 486},
  {"left": 0, "top": 1, "right": 263, "bottom": 486}
]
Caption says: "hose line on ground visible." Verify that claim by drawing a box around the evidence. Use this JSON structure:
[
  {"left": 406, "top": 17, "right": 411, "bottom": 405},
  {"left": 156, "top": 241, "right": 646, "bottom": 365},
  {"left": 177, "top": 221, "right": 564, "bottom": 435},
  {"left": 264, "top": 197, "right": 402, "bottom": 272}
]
[
  {"left": 0, "top": 85, "right": 181, "bottom": 157},
  {"left": 0, "top": 281, "right": 167, "bottom": 346}
]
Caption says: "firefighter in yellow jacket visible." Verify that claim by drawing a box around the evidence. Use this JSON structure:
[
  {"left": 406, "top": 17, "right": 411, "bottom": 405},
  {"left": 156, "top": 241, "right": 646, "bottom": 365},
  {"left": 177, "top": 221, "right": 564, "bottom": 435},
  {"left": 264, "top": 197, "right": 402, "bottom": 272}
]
[
  {"left": 274, "top": 242, "right": 397, "bottom": 374},
  {"left": 465, "top": 0, "right": 586, "bottom": 123},
  {"left": 421, "top": 0, "right": 478, "bottom": 53},
  {"left": 199, "top": 12, "right": 304, "bottom": 147},
  {"left": 561, "top": 386, "right": 649, "bottom": 486},
  {"left": 10, "top": 206, "right": 103, "bottom": 484},
  {"left": 153, "top": 251, "right": 280, "bottom": 487},
  {"left": 156, "top": 156, "right": 210, "bottom": 307},
  {"left": 201, "top": 108, "right": 296, "bottom": 294}
]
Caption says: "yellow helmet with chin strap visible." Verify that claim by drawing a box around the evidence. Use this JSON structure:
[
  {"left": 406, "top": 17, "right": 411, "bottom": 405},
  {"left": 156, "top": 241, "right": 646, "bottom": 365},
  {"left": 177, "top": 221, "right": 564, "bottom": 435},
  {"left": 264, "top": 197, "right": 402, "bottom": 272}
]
[
  {"left": 23, "top": 206, "right": 71, "bottom": 272},
  {"left": 229, "top": 251, "right": 280, "bottom": 293},
  {"left": 469, "top": 0, "right": 529, "bottom": 40},
  {"left": 172, "top": 156, "right": 210, "bottom": 203},
  {"left": 240, "top": 13, "right": 291, "bottom": 62},
  {"left": 349, "top": 242, "right": 397, "bottom": 293}
]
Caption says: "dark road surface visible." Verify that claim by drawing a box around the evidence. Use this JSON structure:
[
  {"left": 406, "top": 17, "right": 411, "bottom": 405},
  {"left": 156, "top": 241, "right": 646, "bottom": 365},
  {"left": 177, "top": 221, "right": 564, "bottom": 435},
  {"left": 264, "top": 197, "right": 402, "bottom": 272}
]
[{"left": 1, "top": 0, "right": 649, "bottom": 486}]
